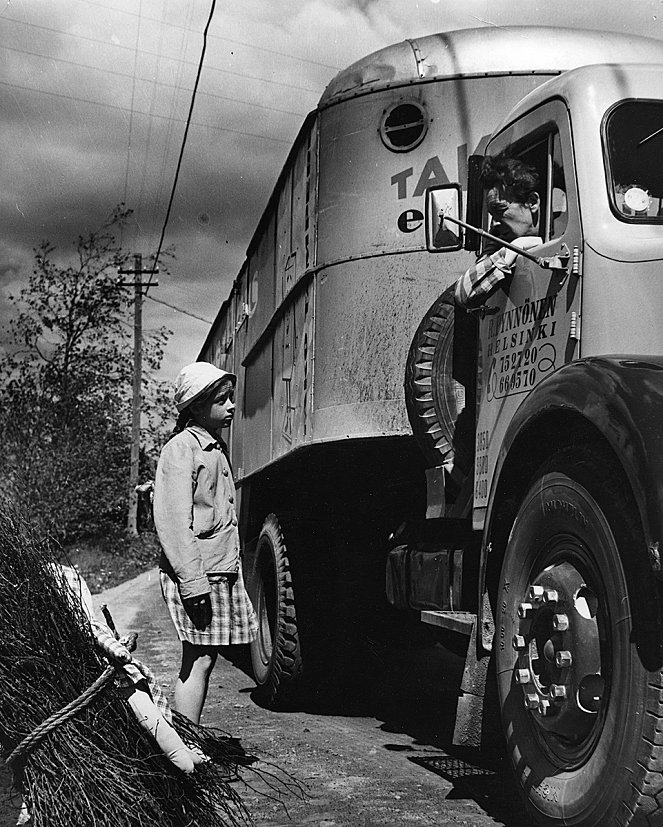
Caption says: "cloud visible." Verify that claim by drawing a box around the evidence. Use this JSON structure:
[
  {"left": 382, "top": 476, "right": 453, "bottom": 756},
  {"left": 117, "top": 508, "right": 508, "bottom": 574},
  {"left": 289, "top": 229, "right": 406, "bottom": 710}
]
[
  {"left": 0, "top": 241, "right": 31, "bottom": 290},
  {"left": 2, "top": 0, "right": 663, "bottom": 387}
]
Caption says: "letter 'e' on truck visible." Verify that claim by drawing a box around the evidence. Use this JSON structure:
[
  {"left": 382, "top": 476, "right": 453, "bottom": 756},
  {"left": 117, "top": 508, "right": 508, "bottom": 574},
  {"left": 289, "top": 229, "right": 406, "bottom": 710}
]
[{"left": 199, "top": 26, "right": 663, "bottom": 827}]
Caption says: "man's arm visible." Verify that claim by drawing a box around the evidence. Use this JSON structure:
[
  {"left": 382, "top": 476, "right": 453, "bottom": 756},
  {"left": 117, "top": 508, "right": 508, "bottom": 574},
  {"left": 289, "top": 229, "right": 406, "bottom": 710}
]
[{"left": 455, "top": 236, "right": 543, "bottom": 310}]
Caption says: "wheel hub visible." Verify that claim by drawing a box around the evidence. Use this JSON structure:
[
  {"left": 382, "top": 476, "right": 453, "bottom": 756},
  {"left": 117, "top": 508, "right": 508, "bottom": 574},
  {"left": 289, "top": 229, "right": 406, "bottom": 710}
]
[{"left": 513, "top": 561, "right": 604, "bottom": 742}]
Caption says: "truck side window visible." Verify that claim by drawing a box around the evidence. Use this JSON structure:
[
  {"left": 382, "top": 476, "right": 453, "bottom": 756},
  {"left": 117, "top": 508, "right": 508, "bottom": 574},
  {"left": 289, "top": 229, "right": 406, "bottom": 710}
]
[
  {"left": 486, "top": 131, "right": 567, "bottom": 245},
  {"left": 605, "top": 100, "right": 663, "bottom": 221},
  {"left": 550, "top": 132, "right": 568, "bottom": 238},
  {"left": 478, "top": 140, "right": 548, "bottom": 255},
  {"left": 517, "top": 133, "right": 569, "bottom": 242}
]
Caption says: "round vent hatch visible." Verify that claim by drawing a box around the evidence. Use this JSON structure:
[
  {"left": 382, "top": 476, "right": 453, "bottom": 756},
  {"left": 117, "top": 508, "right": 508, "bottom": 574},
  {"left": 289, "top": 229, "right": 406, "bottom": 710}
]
[{"left": 380, "top": 101, "right": 428, "bottom": 152}]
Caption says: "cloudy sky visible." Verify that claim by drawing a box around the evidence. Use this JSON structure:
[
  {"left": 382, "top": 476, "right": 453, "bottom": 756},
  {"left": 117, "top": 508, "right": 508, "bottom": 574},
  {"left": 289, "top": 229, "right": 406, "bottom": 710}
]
[{"left": 3, "top": 0, "right": 663, "bottom": 384}]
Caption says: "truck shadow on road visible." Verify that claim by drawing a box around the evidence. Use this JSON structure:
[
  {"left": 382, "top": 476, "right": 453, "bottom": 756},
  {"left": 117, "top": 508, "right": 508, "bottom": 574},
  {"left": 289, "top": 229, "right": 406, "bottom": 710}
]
[
  {"left": 228, "top": 611, "right": 532, "bottom": 827},
  {"left": 368, "top": 630, "right": 532, "bottom": 827}
]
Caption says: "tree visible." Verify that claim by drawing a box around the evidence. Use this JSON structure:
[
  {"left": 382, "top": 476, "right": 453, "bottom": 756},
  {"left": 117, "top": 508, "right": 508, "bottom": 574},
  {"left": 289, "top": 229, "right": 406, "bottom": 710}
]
[{"left": 0, "top": 206, "right": 172, "bottom": 541}]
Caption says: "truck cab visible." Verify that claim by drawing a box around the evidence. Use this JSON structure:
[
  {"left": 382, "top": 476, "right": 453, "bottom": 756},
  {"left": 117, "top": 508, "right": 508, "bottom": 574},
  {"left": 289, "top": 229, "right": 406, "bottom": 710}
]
[
  {"left": 473, "top": 63, "right": 663, "bottom": 529},
  {"left": 412, "top": 62, "right": 663, "bottom": 826}
]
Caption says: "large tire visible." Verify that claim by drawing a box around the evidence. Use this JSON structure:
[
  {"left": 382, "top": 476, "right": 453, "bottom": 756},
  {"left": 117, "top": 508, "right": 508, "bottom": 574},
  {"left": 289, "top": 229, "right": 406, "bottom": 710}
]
[
  {"left": 248, "top": 514, "right": 302, "bottom": 707},
  {"left": 496, "top": 446, "right": 663, "bottom": 826},
  {"left": 404, "top": 286, "right": 476, "bottom": 488}
]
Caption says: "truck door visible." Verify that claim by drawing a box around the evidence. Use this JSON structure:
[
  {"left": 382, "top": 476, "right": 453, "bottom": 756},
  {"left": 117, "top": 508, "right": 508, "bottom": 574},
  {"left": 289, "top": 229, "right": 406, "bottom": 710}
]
[{"left": 473, "top": 101, "right": 581, "bottom": 524}]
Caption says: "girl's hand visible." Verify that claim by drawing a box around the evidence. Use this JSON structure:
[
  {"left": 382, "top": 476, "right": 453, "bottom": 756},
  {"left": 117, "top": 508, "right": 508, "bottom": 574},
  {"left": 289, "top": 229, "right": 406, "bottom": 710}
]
[{"left": 183, "top": 594, "right": 212, "bottom": 629}]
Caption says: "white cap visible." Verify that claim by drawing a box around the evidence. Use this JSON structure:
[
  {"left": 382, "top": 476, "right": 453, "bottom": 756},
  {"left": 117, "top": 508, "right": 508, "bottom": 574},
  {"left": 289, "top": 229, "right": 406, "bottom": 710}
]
[{"left": 173, "top": 362, "right": 236, "bottom": 412}]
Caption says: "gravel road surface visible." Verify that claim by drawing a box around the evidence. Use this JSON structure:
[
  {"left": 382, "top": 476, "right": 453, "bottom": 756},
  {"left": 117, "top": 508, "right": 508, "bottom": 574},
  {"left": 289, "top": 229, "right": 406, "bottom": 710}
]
[{"left": 2, "top": 568, "right": 533, "bottom": 826}]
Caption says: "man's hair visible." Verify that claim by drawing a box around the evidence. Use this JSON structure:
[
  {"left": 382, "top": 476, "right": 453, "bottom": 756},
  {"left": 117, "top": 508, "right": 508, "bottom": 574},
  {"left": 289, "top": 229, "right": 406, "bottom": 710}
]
[{"left": 481, "top": 153, "right": 540, "bottom": 203}]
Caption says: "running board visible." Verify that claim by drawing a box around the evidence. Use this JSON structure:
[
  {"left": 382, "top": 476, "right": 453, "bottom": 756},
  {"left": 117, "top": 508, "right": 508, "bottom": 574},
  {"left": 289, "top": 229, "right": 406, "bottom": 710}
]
[{"left": 420, "top": 610, "right": 476, "bottom": 635}]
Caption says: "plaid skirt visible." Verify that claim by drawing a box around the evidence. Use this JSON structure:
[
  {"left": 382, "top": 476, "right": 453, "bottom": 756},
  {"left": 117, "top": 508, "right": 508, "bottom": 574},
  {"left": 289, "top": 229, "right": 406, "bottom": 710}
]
[{"left": 160, "top": 567, "right": 258, "bottom": 646}]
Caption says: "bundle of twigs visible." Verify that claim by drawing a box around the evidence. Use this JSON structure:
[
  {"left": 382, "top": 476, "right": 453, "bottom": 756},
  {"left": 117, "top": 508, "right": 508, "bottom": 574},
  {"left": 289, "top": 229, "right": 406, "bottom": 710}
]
[{"left": 0, "top": 499, "right": 300, "bottom": 826}]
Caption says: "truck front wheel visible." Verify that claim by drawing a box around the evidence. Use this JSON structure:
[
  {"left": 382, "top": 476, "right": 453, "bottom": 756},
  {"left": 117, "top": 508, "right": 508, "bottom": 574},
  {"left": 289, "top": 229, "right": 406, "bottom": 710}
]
[
  {"left": 496, "top": 447, "right": 663, "bottom": 826},
  {"left": 248, "top": 514, "right": 302, "bottom": 707}
]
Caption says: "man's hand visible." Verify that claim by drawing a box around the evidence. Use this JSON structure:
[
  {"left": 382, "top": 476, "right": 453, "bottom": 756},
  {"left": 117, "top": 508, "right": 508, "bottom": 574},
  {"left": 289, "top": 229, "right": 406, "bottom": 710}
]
[
  {"left": 501, "top": 236, "right": 543, "bottom": 268},
  {"left": 183, "top": 593, "right": 212, "bottom": 630}
]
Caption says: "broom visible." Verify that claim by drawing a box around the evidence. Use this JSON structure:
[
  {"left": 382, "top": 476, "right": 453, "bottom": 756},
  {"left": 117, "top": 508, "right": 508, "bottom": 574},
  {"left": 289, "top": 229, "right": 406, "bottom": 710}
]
[{"left": 0, "top": 498, "right": 301, "bottom": 826}]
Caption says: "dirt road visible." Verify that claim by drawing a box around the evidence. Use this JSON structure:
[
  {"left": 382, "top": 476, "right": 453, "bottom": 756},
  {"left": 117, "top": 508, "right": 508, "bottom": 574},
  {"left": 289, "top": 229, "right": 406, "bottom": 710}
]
[
  {"left": 2, "top": 569, "right": 532, "bottom": 826},
  {"left": 105, "top": 570, "right": 530, "bottom": 826}
]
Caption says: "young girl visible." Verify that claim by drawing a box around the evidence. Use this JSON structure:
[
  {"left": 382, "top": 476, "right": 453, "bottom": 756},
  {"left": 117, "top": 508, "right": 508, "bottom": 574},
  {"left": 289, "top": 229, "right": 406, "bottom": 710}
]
[{"left": 153, "top": 361, "right": 258, "bottom": 724}]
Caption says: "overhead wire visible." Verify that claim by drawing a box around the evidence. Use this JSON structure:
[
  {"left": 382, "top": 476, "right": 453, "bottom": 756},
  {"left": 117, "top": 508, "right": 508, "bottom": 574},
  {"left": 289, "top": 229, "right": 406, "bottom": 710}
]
[
  {"left": 151, "top": 0, "right": 196, "bottom": 239},
  {"left": 144, "top": 0, "right": 216, "bottom": 295},
  {"left": 2, "top": 17, "right": 330, "bottom": 93},
  {"left": 1, "top": 43, "right": 317, "bottom": 111},
  {"left": 146, "top": 294, "right": 213, "bottom": 325},
  {"left": 2, "top": 1, "right": 323, "bottom": 326},
  {"left": 134, "top": 0, "right": 167, "bottom": 244},
  {"left": 69, "top": 0, "right": 343, "bottom": 71},
  {"left": 0, "top": 78, "right": 294, "bottom": 144},
  {"left": 121, "top": 0, "right": 142, "bottom": 245}
]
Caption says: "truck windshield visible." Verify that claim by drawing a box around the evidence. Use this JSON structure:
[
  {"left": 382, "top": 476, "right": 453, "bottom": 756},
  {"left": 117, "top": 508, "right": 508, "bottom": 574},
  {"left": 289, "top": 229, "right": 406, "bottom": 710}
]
[{"left": 605, "top": 100, "right": 663, "bottom": 222}]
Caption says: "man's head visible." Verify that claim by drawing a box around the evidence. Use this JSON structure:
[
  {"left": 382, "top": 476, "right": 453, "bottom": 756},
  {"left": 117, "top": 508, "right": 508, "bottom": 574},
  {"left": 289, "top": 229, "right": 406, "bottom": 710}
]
[{"left": 482, "top": 154, "right": 541, "bottom": 241}]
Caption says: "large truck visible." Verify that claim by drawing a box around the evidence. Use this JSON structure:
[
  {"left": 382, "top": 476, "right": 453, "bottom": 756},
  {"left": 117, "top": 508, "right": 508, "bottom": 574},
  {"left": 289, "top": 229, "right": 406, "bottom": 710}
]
[{"left": 199, "top": 27, "right": 663, "bottom": 826}]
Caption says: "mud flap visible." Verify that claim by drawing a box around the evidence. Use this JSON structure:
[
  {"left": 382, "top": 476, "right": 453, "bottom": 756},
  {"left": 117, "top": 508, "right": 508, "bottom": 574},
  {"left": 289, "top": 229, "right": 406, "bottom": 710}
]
[{"left": 453, "top": 617, "right": 490, "bottom": 748}]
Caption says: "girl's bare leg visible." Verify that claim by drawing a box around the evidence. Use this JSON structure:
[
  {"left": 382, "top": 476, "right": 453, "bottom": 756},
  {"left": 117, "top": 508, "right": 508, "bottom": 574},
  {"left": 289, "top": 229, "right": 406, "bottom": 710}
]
[{"left": 174, "top": 642, "right": 219, "bottom": 724}]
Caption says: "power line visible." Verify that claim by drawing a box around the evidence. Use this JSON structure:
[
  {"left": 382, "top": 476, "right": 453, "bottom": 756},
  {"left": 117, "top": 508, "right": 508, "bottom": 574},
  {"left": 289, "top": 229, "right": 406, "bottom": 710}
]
[
  {"left": 0, "top": 79, "right": 294, "bottom": 144},
  {"left": 137, "top": 0, "right": 173, "bottom": 245},
  {"left": 2, "top": 17, "right": 327, "bottom": 93},
  {"left": 122, "top": 0, "right": 142, "bottom": 213},
  {"left": 1, "top": 43, "right": 315, "bottom": 112},
  {"left": 146, "top": 294, "right": 213, "bottom": 325},
  {"left": 69, "top": 0, "right": 343, "bottom": 71},
  {"left": 145, "top": 0, "right": 216, "bottom": 295},
  {"left": 149, "top": 1, "right": 196, "bottom": 246}
]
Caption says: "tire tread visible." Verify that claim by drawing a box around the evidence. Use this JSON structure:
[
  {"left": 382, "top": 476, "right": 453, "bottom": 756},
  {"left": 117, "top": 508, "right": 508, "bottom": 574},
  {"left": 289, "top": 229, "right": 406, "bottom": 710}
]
[
  {"left": 497, "top": 445, "right": 663, "bottom": 826},
  {"left": 250, "top": 514, "right": 303, "bottom": 708}
]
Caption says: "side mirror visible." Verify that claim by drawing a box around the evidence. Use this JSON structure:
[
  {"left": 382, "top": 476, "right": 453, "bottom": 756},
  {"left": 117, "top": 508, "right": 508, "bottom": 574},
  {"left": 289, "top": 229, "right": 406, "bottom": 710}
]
[{"left": 425, "top": 184, "right": 463, "bottom": 252}]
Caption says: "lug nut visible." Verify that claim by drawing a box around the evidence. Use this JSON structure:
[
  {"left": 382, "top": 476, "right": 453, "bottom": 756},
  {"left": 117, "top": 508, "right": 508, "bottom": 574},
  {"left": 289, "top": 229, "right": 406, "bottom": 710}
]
[
  {"left": 543, "top": 589, "right": 559, "bottom": 604},
  {"left": 528, "top": 585, "right": 544, "bottom": 601},
  {"left": 555, "top": 650, "right": 573, "bottom": 668},
  {"left": 550, "top": 684, "right": 567, "bottom": 700},
  {"left": 518, "top": 602, "right": 534, "bottom": 618},
  {"left": 516, "top": 668, "right": 531, "bottom": 684},
  {"left": 553, "top": 614, "right": 569, "bottom": 631},
  {"left": 512, "top": 634, "right": 527, "bottom": 650},
  {"left": 525, "top": 693, "right": 539, "bottom": 709},
  {"left": 538, "top": 699, "right": 552, "bottom": 715}
]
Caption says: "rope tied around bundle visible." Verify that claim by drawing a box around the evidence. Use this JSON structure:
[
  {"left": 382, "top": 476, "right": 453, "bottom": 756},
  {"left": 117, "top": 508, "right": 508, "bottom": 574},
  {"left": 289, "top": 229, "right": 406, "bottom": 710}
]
[
  {"left": 5, "top": 664, "right": 115, "bottom": 773},
  {"left": 0, "top": 505, "right": 304, "bottom": 826}
]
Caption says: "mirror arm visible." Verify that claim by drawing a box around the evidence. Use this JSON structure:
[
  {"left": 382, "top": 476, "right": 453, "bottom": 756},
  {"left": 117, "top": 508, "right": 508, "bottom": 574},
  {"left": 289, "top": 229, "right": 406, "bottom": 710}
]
[{"left": 441, "top": 214, "right": 569, "bottom": 271}]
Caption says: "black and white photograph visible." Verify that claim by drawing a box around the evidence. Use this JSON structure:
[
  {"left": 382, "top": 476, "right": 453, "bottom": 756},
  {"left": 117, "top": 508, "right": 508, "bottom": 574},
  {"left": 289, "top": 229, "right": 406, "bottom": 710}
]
[{"left": 3, "top": 2, "right": 663, "bottom": 825}]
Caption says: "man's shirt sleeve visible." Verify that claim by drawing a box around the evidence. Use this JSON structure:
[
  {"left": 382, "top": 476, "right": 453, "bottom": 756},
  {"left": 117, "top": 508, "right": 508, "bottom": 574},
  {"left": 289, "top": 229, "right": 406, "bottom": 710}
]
[{"left": 455, "top": 248, "right": 511, "bottom": 310}]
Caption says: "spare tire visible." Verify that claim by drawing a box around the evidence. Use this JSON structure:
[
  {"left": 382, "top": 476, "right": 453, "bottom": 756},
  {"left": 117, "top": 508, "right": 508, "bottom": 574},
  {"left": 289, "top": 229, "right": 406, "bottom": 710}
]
[{"left": 404, "top": 286, "right": 477, "bottom": 488}]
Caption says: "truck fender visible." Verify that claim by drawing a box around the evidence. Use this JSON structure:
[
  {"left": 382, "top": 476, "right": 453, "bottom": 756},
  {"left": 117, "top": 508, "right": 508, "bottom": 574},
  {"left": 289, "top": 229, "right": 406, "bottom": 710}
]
[{"left": 484, "top": 355, "right": 663, "bottom": 588}]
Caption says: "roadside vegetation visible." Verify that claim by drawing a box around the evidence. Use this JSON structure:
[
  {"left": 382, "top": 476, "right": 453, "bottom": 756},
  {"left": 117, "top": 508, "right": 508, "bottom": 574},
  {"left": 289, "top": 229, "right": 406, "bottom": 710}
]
[
  {"left": 0, "top": 206, "right": 173, "bottom": 585},
  {"left": 64, "top": 531, "right": 160, "bottom": 593}
]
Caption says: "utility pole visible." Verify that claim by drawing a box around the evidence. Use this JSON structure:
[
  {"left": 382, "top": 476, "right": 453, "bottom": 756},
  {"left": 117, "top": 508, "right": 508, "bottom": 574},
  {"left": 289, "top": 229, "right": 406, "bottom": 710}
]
[{"left": 118, "top": 254, "right": 158, "bottom": 535}]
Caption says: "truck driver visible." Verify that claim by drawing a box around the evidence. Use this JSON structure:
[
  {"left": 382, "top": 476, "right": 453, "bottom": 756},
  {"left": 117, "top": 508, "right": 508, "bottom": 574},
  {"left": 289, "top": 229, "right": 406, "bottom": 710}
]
[{"left": 454, "top": 154, "right": 543, "bottom": 310}]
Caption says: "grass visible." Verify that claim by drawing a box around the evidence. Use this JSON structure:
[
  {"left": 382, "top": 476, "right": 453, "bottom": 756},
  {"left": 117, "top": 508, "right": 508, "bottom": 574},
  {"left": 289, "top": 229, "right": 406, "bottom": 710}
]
[{"left": 63, "top": 530, "right": 160, "bottom": 593}]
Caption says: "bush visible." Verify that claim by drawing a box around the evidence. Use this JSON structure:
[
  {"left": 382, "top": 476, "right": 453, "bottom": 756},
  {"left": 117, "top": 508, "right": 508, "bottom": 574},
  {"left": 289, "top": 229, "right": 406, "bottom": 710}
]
[{"left": 63, "top": 530, "right": 160, "bottom": 593}]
